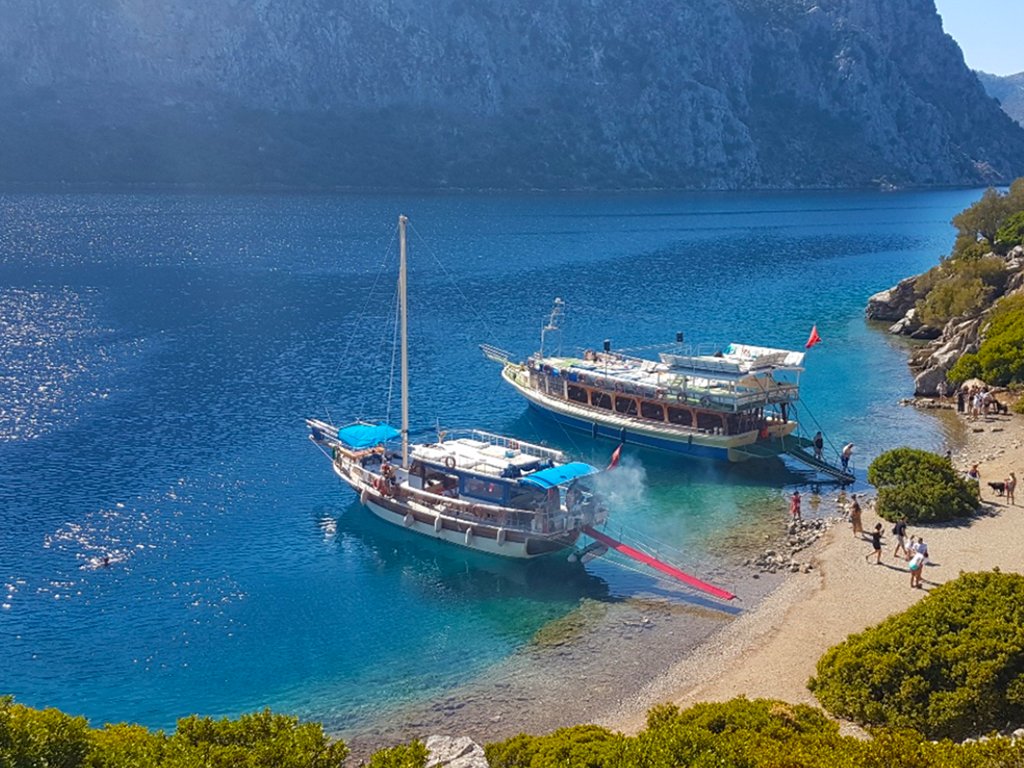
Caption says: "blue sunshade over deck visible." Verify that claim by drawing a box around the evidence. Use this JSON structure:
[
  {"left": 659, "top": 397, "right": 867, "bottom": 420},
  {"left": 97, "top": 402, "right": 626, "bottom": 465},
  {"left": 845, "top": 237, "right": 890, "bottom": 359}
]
[
  {"left": 520, "top": 461, "right": 599, "bottom": 489},
  {"left": 336, "top": 423, "right": 400, "bottom": 449}
]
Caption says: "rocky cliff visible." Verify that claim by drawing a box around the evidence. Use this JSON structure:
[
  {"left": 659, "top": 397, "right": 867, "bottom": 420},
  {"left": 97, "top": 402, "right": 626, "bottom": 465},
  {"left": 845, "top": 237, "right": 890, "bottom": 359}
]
[
  {"left": 2, "top": 0, "right": 1023, "bottom": 190},
  {"left": 867, "top": 247, "right": 1024, "bottom": 396},
  {"left": 978, "top": 71, "right": 1024, "bottom": 127}
]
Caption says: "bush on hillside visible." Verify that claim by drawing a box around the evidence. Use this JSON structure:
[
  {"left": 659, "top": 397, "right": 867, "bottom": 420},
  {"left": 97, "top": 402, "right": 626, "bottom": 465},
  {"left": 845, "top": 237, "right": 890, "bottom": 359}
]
[
  {"left": 3, "top": 694, "right": 1024, "bottom": 768},
  {"left": 0, "top": 700, "right": 349, "bottom": 768},
  {"left": 867, "top": 447, "right": 979, "bottom": 523},
  {"left": 914, "top": 255, "right": 1008, "bottom": 328},
  {"left": 809, "top": 571, "right": 1024, "bottom": 741},
  {"left": 948, "top": 294, "right": 1024, "bottom": 387},
  {"left": 485, "top": 698, "right": 1024, "bottom": 767},
  {"left": 995, "top": 210, "right": 1024, "bottom": 251},
  {"left": 367, "top": 740, "right": 429, "bottom": 768}
]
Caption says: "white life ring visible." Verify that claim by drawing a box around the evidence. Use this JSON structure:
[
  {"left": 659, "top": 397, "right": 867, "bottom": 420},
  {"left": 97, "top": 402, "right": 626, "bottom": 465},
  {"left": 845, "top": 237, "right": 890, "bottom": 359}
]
[{"left": 403, "top": 513, "right": 415, "bottom": 527}]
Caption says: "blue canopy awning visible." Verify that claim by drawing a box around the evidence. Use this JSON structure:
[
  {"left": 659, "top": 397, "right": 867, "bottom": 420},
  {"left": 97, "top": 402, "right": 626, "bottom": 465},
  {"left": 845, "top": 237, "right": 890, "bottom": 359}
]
[
  {"left": 335, "top": 423, "right": 400, "bottom": 449},
  {"left": 520, "top": 461, "right": 600, "bottom": 490}
]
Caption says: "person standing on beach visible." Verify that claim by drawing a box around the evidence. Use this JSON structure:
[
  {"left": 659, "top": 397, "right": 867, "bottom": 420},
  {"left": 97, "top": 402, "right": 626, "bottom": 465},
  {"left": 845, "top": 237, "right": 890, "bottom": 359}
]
[
  {"left": 850, "top": 494, "right": 863, "bottom": 537},
  {"left": 790, "top": 490, "right": 802, "bottom": 522},
  {"left": 892, "top": 517, "right": 909, "bottom": 559},
  {"left": 908, "top": 549, "right": 925, "bottom": 588},
  {"left": 866, "top": 523, "right": 883, "bottom": 564},
  {"left": 812, "top": 431, "right": 824, "bottom": 461},
  {"left": 1007, "top": 472, "right": 1017, "bottom": 506}
]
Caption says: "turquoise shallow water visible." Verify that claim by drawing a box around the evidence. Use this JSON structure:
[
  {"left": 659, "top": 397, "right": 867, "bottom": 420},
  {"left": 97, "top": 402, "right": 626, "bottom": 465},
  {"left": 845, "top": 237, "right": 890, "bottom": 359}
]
[{"left": 0, "top": 188, "right": 979, "bottom": 731}]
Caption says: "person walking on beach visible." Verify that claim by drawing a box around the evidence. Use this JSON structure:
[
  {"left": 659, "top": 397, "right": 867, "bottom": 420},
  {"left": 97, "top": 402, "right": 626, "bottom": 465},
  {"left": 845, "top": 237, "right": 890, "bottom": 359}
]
[
  {"left": 892, "top": 517, "right": 909, "bottom": 559},
  {"left": 866, "top": 523, "right": 883, "bottom": 564},
  {"left": 850, "top": 494, "right": 863, "bottom": 537},
  {"left": 1007, "top": 472, "right": 1017, "bottom": 506},
  {"left": 790, "top": 490, "right": 802, "bottom": 522},
  {"left": 812, "top": 431, "right": 824, "bottom": 461}
]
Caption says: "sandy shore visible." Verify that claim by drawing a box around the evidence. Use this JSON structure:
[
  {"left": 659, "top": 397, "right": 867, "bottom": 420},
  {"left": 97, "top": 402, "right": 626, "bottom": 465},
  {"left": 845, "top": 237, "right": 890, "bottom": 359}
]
[{"left": 601, "top": 404, "right": 1023, "bottom": 734}]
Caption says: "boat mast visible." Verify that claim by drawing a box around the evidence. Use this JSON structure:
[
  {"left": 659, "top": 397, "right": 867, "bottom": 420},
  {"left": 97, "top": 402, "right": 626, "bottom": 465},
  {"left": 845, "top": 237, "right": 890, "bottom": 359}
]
[
  {"left": 539, "top": 297, "right": 564, "bottom": 357},
  {"left": 399, "top": 215, "right": 409, "bottom": 468}
]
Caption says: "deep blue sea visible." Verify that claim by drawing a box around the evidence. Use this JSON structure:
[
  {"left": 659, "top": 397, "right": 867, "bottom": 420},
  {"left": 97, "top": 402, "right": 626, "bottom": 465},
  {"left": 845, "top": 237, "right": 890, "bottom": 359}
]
[{"left": 0, "top": 189, "right": 981, "bottom": 735}]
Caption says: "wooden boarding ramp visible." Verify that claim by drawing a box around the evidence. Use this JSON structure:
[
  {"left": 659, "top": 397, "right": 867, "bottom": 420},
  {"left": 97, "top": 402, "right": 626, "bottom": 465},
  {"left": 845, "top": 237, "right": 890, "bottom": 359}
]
[{"left": 582, "top": 526, "right": 736, "bottom": 601}]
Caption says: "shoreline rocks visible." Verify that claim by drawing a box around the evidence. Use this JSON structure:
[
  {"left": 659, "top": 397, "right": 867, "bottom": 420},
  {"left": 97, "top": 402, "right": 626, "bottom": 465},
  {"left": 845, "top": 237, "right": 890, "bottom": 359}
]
[{"left": 866, "top": 245, "right": 1024, "bottom": 396}]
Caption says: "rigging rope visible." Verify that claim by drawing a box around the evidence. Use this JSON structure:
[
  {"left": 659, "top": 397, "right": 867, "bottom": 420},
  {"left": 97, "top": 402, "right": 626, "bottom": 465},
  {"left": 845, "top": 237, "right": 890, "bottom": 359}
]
[{"left": 319, "top": 224, "right": 399, "bottom": 425}]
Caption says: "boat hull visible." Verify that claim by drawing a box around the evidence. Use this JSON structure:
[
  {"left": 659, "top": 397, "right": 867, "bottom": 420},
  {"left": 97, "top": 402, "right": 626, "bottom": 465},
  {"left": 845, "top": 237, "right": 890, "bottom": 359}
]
[
  {"left": 332, "top": 462, "right": 579, "bottom": 559},
  {"left": 504, "top": 367, "right": 794, "bottom": 463}
]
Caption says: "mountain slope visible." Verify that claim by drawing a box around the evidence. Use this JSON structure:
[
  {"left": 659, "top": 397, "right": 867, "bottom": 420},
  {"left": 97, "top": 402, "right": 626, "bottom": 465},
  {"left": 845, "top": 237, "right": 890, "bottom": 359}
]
[
  {"left": 977, "top": 71, "right": 1024, "bottom": 127},
  {"left": 0, "top": 0, "right": 1022, "bottom": 190}
]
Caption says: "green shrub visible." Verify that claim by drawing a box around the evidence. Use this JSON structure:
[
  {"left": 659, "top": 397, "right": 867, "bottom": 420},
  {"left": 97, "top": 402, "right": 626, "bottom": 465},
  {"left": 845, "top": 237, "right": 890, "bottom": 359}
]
[
  {"left": 485, "top": 725, "right": 623, "bottom": 768},
  {"left": 0, "top": 696, "right": 92, "bottom": 768},
  {"left": 995, "top": 210, "right": 1024, "bottom": 251},
  {"left": 485, "top": 698, "right": 1024, "bottom": 767},
  {"left": 809, "top": 571, "right": 1024, "bottom": 741},
  {"left": 915, "top": 256, "right": 1007, "bottom": 328},
  {"left": 366, "top": 740, "right": 429, "bottom": 768},
  {"left": 949, "top": 294, "right": 1024, "bottom": 388},
  {"left": 867, "top": 447, "right": 979, "bottom": 523}
]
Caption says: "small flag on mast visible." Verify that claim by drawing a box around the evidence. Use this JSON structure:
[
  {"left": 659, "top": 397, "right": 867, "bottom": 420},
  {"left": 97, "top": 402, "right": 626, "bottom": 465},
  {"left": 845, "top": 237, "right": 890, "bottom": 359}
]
[
  {"left": 607, "top": 443, "right": 623, "bottom": 470},
  {"left": 805, "top": 325, "right": 822, "bottom": 349}
]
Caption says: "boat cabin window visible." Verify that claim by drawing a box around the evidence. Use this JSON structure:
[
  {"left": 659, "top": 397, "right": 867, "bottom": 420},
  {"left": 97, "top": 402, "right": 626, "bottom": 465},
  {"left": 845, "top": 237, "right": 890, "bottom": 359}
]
[
  {"left": 667, "top": 406, "right": 692, "bottom": 426},
  {"left": 461, "top": 476, "right": 507, "bottom": 504},
  {"left": 614, "top": 396, "right": 638, "bottom": 416},
  {"left": 567, "top": 384, "right": 588, "bottom": 404},
  {"left": 696, "top": 412, "right": 725, "bottom": 432},
  {"left": 640, "top": 401, "right": 665, "bottom": 421},
  {"left": 591, "top": 391, "right": 612, "bottom": 410},
  {"left": 424, "top": 471, "right": 459, "bottom": 497},
  {"left": 508, "top": 486, "right": 545, "bottom": 510}
]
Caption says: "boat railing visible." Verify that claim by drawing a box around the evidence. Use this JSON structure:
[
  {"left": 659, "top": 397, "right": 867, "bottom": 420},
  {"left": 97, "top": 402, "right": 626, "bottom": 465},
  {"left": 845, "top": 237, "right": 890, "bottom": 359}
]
[{"left": 440, "top": 428, "right": 566, "bottom": 461}]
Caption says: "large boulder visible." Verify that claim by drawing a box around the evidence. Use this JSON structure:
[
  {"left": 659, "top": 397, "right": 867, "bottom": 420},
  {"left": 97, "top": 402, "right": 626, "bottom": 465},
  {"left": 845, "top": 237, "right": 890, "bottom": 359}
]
[
  {"left": 866, "top": 276, "right": 920, "bottom": 322},
  {"left": 426, "top": 736, "right": 489, "bottom": 768}
]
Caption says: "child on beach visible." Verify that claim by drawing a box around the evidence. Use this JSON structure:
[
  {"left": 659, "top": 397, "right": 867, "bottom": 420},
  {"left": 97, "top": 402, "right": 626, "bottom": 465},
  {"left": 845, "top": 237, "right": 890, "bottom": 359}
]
[
  {"left": 908, "top": 549, "right": 925, "bottom": 588},
  {"left": 790, "top": 490, "right": 802, "bottom": 521},
  {"left": 865, "top": 523, "right": 883, "bottom": 564}
]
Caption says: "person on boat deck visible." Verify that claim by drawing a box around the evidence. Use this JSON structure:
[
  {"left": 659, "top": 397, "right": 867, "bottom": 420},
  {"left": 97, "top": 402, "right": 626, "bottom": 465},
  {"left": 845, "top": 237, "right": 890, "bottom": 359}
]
[
  {"left": 841, "top": 442, "right": 854, "bottom": 471},
  {"left": 812, "top": 431, "right": 824, "bottom": 460}
]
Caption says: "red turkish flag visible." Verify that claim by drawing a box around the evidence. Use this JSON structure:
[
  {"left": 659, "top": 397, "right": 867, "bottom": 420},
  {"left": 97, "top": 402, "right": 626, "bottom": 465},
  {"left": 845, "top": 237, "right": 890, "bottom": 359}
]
[
  {"left": 607, "top": 443, "right": 623, "bottom": 470},
  {"left": 805, "top": 325, "right": 822, "bottom": 349}
]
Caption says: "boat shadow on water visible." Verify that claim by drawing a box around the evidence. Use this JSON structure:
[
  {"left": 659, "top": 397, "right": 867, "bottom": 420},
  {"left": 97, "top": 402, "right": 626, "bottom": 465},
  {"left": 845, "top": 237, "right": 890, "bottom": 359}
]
[
  {"left": 322, "top": 499, "right": 614, "bottom": 604},
  {"left": 319, "top": 500, "right": 743, "bottom": 614}
]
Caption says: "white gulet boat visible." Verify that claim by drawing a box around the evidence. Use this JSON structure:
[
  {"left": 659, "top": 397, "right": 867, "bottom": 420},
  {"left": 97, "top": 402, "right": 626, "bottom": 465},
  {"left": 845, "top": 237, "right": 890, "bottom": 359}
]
[{"left": 306, "top": 216, "right": 608, "bottom": 559}]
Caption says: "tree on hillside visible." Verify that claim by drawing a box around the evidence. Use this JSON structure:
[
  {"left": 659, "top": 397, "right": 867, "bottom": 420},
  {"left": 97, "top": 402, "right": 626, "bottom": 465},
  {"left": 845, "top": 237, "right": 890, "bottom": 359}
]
[{"left": 952, "top": 187, "right": 1009, "bottom": 254}]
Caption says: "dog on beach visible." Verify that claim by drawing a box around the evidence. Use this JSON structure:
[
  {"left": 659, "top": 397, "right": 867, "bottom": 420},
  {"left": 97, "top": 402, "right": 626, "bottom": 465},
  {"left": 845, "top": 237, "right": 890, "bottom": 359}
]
[{"left": 988, "top": 480, "right": 1006, "bottom": 496}]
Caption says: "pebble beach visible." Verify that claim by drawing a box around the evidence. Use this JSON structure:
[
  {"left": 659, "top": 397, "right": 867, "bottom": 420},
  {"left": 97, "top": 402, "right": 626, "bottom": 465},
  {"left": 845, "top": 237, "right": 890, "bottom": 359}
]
[{"left": 600, "top": 401, "right": 1022, "bottom": 735}]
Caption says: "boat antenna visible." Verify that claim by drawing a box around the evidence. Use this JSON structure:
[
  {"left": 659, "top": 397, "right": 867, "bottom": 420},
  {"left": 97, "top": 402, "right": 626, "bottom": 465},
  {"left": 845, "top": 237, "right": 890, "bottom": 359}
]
[
  {"left": 399, "top": 215, "right": 409, "bottom": 468},
  {"left": 539, "top": 297, "right": 565, "bottom": 358}
]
